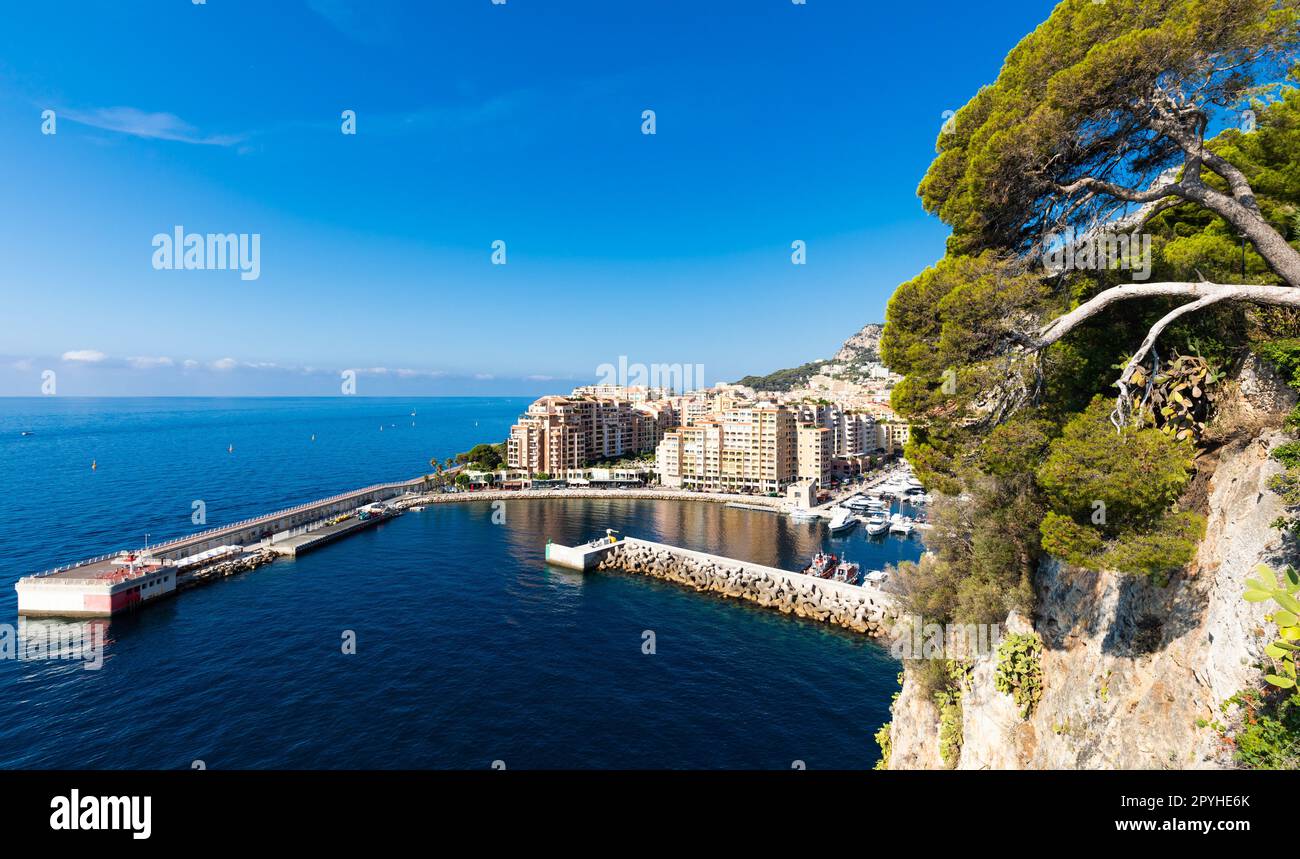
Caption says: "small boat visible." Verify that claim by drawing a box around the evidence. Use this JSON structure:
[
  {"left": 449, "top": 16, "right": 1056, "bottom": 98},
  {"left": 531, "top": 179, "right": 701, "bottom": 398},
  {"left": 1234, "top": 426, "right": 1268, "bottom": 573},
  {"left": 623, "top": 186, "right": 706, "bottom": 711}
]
[
  {"left": 864, "top": 512, "right": 890, "bottom": 536},
  {"left": 19, "top": 431, "right": 34, "bottom": 437},
  {"left": 863, "top": 570, "right": 890, "bottom": 589},
  {"left": 228, "top": 444, "right": 234, "bottom": 454},
  {"left": 827, "top": 507, "right": 857, "bottom": 534},
  {"left": 789, "top": 507, "right": 820, "bottom": 522},
  {"left": 802, "top": 552, "right": 839, "bottom": 578},
  {"left": 890, "top": 514, "right": 914, "bottom": 536},
  {"left": 831, "top": 561, "right": 860, "bottom": 585}
]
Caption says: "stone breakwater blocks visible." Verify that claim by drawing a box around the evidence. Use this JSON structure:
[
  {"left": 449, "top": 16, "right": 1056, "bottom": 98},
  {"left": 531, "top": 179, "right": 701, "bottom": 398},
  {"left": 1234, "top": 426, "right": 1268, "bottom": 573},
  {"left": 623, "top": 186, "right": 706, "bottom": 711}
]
[{"left": 594, "top": 539, "right": 894, "bottom": 637}]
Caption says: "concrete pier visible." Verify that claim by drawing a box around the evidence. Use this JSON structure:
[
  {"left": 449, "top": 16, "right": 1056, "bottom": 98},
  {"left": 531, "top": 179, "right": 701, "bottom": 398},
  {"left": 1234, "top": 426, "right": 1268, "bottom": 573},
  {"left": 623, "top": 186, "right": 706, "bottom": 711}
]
[
  {"left": 16, "top": 480, "right": 421, "bottom": 617},
  {"left": 549, "top": 536, "right": 898, "bottom": 637}
]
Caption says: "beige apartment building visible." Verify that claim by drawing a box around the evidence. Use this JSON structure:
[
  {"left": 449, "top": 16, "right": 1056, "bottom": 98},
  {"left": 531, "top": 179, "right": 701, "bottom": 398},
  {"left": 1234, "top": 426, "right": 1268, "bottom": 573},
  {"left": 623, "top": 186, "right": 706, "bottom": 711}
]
[
  {"left": 796, "top": 423, "right": 832, "bottom": 487},
  {"left": 506, "top": 394, "right": 671, "bottom": 474},
  {"left": 794, "top": 402, "right": 878, "bottom": 457},
  {"left": 656, "top": 403, "right": 797, "bottom": 494},
  {"left": 876, "top": 421, "right": 910, "bottom": 455}
]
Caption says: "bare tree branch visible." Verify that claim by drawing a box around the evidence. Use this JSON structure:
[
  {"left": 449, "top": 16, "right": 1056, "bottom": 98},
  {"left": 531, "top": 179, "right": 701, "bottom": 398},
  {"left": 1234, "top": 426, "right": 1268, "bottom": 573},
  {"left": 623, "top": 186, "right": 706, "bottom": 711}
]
[{"left": 1037, "top": 281, "right": 1300, "bottom": 349}]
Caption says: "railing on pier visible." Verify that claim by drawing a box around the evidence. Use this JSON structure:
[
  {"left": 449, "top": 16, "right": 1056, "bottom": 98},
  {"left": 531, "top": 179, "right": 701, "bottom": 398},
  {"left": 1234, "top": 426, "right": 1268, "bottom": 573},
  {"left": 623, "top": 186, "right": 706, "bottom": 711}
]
[{"left": 24, "top": 476, "right": 429, "bottom": 580}]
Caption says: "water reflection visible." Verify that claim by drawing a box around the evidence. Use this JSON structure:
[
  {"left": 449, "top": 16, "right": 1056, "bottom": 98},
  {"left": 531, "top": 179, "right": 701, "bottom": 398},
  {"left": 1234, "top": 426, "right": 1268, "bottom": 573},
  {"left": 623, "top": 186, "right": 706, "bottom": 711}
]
[{"left": 485, "top": 496, "right": 924, "bottom": 578}]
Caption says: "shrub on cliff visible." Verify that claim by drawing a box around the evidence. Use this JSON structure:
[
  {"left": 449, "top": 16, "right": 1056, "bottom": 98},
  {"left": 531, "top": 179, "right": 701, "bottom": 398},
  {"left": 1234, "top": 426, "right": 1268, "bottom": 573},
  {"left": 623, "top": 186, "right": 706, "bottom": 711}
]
[
  {"left": 1036, "top": 398, "right": 1204, "bottom": 577},
  {"left": 1223, "top": 688, "right": 1300, "bottom": 769},
  {"left": 994, "top": 632, "right": 1044, "bottom": 719}
]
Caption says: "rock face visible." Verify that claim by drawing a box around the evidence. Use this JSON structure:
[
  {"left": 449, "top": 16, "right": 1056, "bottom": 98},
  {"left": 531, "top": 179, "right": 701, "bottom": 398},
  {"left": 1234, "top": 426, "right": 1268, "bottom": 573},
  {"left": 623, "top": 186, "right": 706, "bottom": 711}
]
[
  {"left": 886, "top": 373, "right": 1296, "bottom": 770},
  {"left": 832, "top": 323, "right": 884, "bottom": 366},
  {"left": 596, "top": 540, "right": 895, "bottom": 637}
]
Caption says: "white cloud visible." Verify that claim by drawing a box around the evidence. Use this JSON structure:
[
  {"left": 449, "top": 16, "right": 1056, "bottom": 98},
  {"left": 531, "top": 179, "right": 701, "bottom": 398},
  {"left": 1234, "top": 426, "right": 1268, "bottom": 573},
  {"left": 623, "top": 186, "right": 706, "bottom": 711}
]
[
  {"left": 127, "top": 356, "right": 174, "bottom": 369},
  {"left": 210, "top": 357, "right": 238, "bottom": 371},
  {"left": 61, "top": 350, "right": 106, "bottom": 363},
  {"left": 61, "top": 106, "right": 246, "bottom": 147}
]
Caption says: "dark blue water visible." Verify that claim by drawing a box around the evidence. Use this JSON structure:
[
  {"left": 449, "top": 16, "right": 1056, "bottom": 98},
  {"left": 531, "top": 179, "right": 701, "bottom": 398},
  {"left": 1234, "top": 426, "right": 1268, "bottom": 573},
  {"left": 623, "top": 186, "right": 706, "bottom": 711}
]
[{"left": 0, "top": 398, "right": 912, "bottom": 769}]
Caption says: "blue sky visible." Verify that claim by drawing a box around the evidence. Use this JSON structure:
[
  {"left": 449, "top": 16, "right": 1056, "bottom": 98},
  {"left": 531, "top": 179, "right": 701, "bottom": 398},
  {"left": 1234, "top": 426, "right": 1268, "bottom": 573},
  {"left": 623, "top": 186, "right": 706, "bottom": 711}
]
[{"left": 0, "top": 0, "right": 1052, "bottom": 396}]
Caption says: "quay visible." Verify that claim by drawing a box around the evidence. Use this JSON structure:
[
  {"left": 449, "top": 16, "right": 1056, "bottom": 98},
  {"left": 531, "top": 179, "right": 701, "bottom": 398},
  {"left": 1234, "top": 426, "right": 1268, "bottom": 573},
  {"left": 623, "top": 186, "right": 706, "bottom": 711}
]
[
  {"left": 546, "top": 536, "right": 898, "bottom": 637},
  {"left": 15, "top": 478, "right": 427, "bottom": 618}
]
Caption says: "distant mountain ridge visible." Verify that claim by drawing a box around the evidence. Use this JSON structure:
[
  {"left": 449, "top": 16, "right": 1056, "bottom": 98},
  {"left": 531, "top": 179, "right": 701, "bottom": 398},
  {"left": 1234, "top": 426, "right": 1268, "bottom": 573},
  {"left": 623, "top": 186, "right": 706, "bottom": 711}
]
[{"left": 734, "top": 323, "right": 885, "bottom": 391}]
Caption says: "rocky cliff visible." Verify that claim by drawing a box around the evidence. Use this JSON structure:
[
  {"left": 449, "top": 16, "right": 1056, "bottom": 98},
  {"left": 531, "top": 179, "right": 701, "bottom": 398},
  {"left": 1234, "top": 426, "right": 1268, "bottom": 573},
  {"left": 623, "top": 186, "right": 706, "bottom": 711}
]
[
  {"left": 832, "top": 323, "right": 883, "bottom": 366},
  {"left": 885, "top": 356, "right": 1297, "bottom": 769}
]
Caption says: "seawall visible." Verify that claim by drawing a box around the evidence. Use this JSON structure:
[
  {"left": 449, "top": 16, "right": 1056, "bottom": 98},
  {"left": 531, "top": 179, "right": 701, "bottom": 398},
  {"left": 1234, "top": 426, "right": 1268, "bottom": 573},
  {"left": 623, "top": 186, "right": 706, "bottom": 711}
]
[{"left": 584, "top": 537, "right": 897, "bottom": 637}]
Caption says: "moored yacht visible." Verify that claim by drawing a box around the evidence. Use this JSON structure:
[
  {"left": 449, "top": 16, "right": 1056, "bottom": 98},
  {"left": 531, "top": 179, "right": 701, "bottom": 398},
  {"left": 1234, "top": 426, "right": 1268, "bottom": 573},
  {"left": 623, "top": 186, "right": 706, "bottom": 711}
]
[
  {"left": 889, "top": 513, "right": 914, "bottom": 536},
  {"left": 827, "top": 507, "right": 857, "bottom": 534},
  {"left": 864, "top": 511, "right": 890, "bottom": 536}
]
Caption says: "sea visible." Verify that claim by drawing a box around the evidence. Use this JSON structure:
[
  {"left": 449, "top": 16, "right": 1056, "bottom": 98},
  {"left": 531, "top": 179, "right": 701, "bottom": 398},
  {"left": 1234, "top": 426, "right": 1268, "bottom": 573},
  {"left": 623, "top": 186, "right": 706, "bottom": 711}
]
[{"left": 0, "top": 397, "right": 919, "bottom": 769}]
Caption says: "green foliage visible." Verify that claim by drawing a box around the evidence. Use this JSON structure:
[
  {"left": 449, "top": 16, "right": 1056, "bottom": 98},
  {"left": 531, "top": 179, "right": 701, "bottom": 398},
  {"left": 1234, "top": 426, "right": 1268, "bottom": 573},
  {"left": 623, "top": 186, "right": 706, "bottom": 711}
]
[
  {"left": 1272, "top": 441, "right": 1300, "bottom": 468},
  {"left": 1244, "top": 564, "right": 1300, "bottom": 689},
  {"left": 881, "top": 252, "right": 1056, "bottom": 424},
  {"left": 458, "top": 442, "right": 506, "bottom": 470},
  {"left": 1255, "top": 338, "right": 1300, "bottom": 390},
  {"left": 1038, "top": 398, "right": 1195, "bottom": 522},
  {"left": 896, "top": 490, "right": 1037, "bottom": 627},
  {"left": 1223, "top": 688, "right": 1300, "bottom": 769},
  {"left": 917, "top": 0, "right": 1300, "bottom": 256},
  {"left": 935, "top": 688, "right": 963, "bottom": 769},
  {"left": 1092, "top": 511, "right": 1207, "bottom": 582},
  {"left": 994, "top": 632, "right": 1044, "bottom": 719},
  {"left": 1126, "top": 352, "right": 1223, "bottom": 442},
  {"left": 873, "top": 722, "right": 892, "bottom": 771},
  {"left": 1036, "top": 398, "right": 1202, "bottom": 577},
  {"left": 734, "top": 360, "right": 828, "bottom": 392},
  {"left": 1270, "top": 465, "right": 1300, "bottom": 533},
  {"left": 1255, "top": 339, "right": 1300, "bottom": 431},
  {"left": 978, "top": 418, "right": 1055, "bottom": 477}
]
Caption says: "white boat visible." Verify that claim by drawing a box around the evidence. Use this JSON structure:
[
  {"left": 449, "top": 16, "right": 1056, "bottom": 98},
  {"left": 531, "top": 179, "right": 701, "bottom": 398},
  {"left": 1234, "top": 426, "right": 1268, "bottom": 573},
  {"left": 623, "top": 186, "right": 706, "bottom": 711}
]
[
  {"left": 827, "top": 507, "right": 857, "bottom": 534},
  {"left": 864, "top": 512, "right": 890, "bottom": 536},
  {"left": 789, "top": 507, "right": 820, "bottom": 522},
  {"left": 863, "top": 570, "right": 890, "bottom": 589},
  {"left": 889, "top": 514, "right": 914, "bottom": 536}
]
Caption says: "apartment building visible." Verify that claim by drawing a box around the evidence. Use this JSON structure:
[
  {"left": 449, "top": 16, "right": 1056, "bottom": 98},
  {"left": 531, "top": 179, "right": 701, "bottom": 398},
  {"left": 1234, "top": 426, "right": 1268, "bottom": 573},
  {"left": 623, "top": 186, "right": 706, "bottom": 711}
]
[
  {"left": 796, "top": 423, "right": 832, "bottom": 487},
  {"left": 793, "top": 403, "right": 878, "bottom": 456},
  {"left": 656, "top": 403, "right": 797, "bottom": 494},
  {"left": 506, "top": 394, "right": 670, "bottom": 474},
  {"left": 876, "top": 421, "right": 911, "bottom": 455}
]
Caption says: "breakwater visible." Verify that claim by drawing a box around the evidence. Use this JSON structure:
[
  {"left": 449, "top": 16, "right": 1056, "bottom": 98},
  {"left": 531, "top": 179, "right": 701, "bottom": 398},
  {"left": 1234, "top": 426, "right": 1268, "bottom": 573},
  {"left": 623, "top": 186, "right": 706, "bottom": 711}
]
[{"left": 583, "top": 538, "right": 897, "bottom": 637}]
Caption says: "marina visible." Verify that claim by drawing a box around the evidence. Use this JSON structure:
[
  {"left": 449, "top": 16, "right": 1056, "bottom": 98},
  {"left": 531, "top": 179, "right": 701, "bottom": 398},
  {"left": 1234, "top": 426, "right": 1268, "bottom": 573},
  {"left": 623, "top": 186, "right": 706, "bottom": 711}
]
[{"left": 0, "top": 397, "right": 922, "bottom": 767}]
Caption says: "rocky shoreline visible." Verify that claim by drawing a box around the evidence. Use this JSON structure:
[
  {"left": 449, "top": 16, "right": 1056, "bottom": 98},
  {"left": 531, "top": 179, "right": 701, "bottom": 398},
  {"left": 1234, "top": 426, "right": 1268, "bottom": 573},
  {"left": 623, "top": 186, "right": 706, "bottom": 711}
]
[
  {"left": 594, "top": 539, "right": 896, "bottom": 637},
  {"left": 177, "top": 549, "right": 276, "bottom": 590}
]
